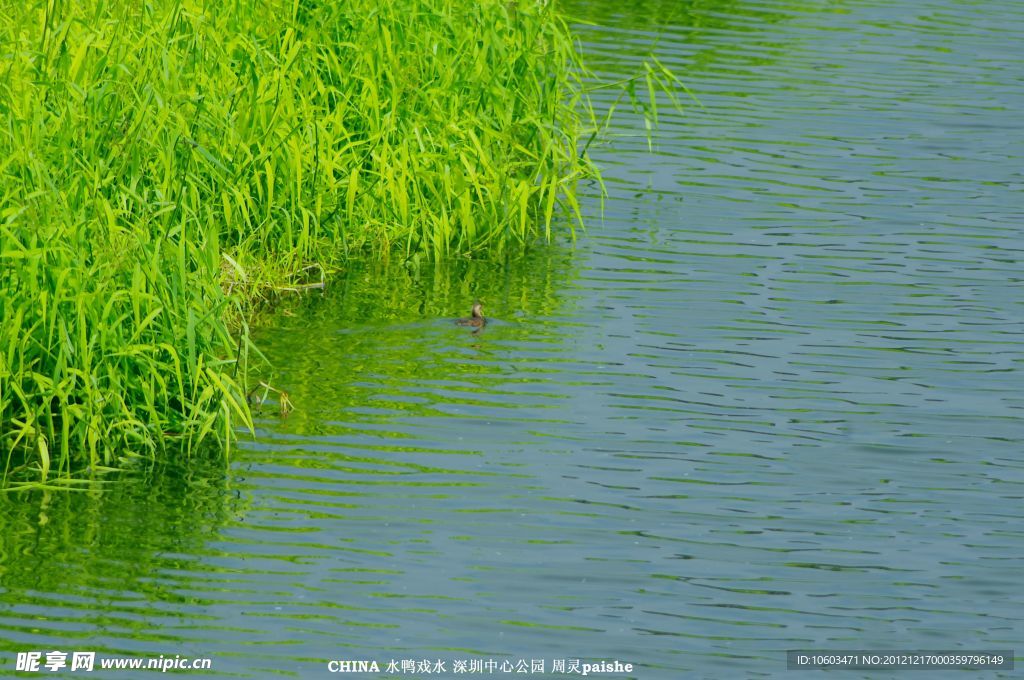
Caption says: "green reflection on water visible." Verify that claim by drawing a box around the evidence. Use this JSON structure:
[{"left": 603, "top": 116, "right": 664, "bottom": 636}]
[
  {"left": 247, "top": 245, "right": 580, "bottom": 439},
  {"left": 0, "top": 460, "right": 243, "bottom": 646}
]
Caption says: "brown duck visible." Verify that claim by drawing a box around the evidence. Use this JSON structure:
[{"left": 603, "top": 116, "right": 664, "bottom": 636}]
[{"left": 455, "top": 300, "right": 486, "bottom": 329}]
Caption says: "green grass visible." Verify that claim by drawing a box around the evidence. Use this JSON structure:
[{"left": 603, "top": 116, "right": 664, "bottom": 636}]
[{"left": 0, "top": 0, "right": 680, "bottom": 486}]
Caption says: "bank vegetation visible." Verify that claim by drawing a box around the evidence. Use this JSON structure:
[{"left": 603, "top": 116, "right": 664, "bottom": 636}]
[{"left": 0, "top": 0, "right": 680, "bottom": 486}]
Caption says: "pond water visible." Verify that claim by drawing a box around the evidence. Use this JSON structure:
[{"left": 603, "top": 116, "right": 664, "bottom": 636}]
[{"left": 2, "top": 0, "right": 1022, "bottom": 677}]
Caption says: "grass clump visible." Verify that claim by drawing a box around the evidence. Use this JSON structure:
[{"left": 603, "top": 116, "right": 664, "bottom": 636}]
[
  {"left": 0, "top": 0, "right": 676, "bottom": 485},
  {"left": 0, "top": 223, "right": 251, "bottom": 485}
]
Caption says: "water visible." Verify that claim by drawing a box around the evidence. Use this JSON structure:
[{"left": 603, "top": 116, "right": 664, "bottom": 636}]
[{"left": 2, "top": 0, "right": 1022, "bottom": 677}]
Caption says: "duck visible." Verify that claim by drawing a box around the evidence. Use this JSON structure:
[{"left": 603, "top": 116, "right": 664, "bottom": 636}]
[{"left": 455, "top": 300, "right": 486, "bottom": 329}]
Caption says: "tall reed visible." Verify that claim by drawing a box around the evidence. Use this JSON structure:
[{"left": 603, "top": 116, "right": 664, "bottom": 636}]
[{"left": 0, "top": 0, "right": 676, "bottom": 485}]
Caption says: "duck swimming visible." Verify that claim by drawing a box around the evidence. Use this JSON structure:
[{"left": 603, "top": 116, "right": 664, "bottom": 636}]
[{"left": 455, "top": 300, "right": 486, "bottom": 329}]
